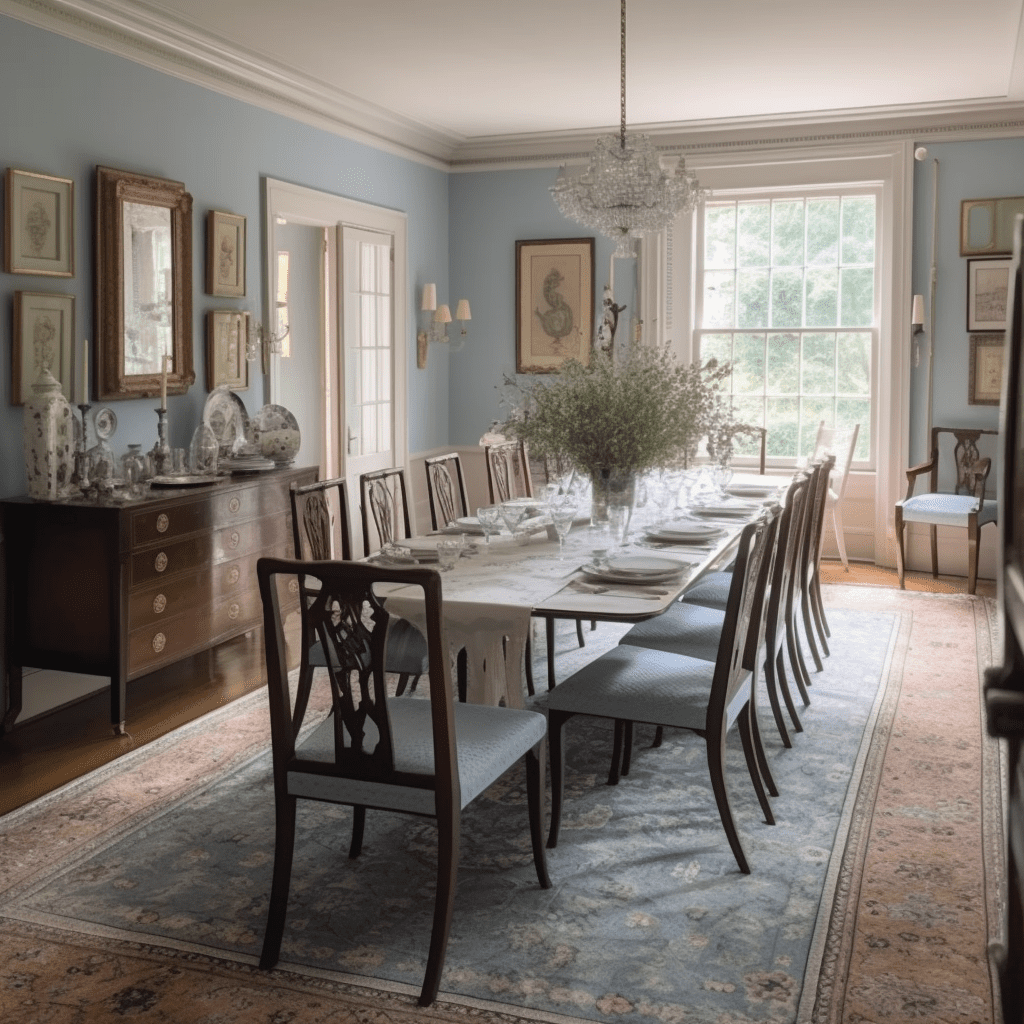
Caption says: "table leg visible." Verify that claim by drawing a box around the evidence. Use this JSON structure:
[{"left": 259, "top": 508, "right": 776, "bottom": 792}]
[{"left": 546, "top": 618, "right": 556, "bottom": 690}]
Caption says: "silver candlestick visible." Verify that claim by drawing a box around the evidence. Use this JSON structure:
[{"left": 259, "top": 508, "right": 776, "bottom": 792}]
[{"left": 150, "top": 407, "right": 172, "bottom": 477}]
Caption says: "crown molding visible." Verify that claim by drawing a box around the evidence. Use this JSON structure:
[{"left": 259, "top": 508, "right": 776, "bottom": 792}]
[{"left": 5, "top": 0, "right": 1024, "bottom": 175}]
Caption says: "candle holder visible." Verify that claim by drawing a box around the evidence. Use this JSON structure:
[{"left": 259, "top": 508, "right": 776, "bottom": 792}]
[
  {"left": 150, "top": 407, "right": 172, "bottom": 477},
  {"left": 70, "top": 403, "right": 92, "bottom": 494}
]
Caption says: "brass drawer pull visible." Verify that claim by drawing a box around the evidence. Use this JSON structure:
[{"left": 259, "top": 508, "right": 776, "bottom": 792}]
[
  {"left": 226, "top": 566, "right": 241, "bottom": 586},
  {"left": 155, "top": 552, "right": 168, "bottom": 573},
  {"left": 152, "top": 632, "right": 167, "bottom": 653},
  {"left": 228, "top": 497, "right": 241, "bottom": 514},
  {"left": 153, "top": 593, "right": 167, "bottom": 615},
  {"left": 156, "top": 513, "right": 170, "bottom": 533},
  {"left": 228, "top": 602, "right": 240, "bottom": 620}
]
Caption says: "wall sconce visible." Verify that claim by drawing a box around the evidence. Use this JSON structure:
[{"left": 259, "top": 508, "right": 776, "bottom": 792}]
[
  {"left": 247, "top": 317, "right": 291, "bottom": 375},
  {"left": 417, "top": 284, "right": 470, "bottom": 368}
]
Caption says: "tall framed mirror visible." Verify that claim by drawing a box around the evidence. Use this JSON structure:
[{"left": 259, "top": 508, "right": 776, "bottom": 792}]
[{"left": 95, "top": 165, "right": 194, "bottom": 400}]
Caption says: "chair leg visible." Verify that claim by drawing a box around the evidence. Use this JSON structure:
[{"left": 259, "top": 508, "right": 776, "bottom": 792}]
[
  {"left": 547, "top": 711, "right": 569, "bottom": 848},
  {"left": 763, "top": 643, "right": 793, "bottom": 748},
  {"left": 524, "top": 634, "right": 535, "bottom": 696},
  {"left": 419, "top": 802, "right": 460, "bottom": 1006},
  {"left": 651, "top": 725, "right": 664, "bottom": 748},
  {"left": 348, "top": 805, "right": 366, "bottom": 859},
  {"left": 525, "top": 744, "right": 551, "bottom": 889},
  {"left": 801, "top": 583, "right": 825, "bottom": 673},
  {"left": 746, "top": 677, "right": 779, "bottom": 798},
  {"left": 810, "top": 572, "right": 831, "bottom": 646},
  {"left": 576, "top": 618, "right": 586, "bottom": 648},
  {"left": 608, "top": 719, "right": 626, "bottom": 786},
  {"left": 929, "top": 523, "right": 939, "bottom": 579},
  {"left": 546, "top": 618, "right": 557, "bottom": 690},
  {"left": 706, "top": 728, "right": 750, "bottom": 874},
  {"left": 456, "top": 648, "right": 468, "bottom": 704},
  {"left": 260, "top": 793, "right": 298, "bottom": 970},
  {"left": 968, "top": 520, "right": 980, "bottom": 595},
  {"left": 894, "top": 508, "right": 907, "bottom": 590},
  {"left": 737, "top": 702, "right": 775, "bottom": 825},
  {"left": 776, "top": 647, "right": 803, "bottom": 733},
  {"left": 394, "top": 673, "right": 411, "bottom": 696},
  {"left": 621, "top": 720, "right": 634, "bottom": 777},
  {"left": 786, "top": 613, "right": 812, "bottom": 705},
  {"left": 832, "top": 504, "right": 850, "bottom": 571}
]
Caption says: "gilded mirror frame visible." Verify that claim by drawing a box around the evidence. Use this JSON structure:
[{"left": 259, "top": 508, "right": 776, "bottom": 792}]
[{"left": 95, "top": 165, "right": 194, "bottom": 401}]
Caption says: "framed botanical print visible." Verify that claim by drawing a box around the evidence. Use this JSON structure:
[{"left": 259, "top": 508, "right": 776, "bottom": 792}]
[
  {"left": 967, "top": 257, "right": 1012, "bottom": 331},
  {"left": 206, "top": 210, "right": 246, "bottom": 297},
  {"left": 12, "top": 291, "right": 75, "bottom": 405},
  {"left": 516, "top": 237, "right": 594, "bottom": 373},
  {"left": 5, "top": 168, "right": 74, "bottom": 277},
  {"left": 969, "top": 333, "right": 1005, "bottom": 406},
  {"left": 206, "top": 310, "right": 249, "bottom": 390}
]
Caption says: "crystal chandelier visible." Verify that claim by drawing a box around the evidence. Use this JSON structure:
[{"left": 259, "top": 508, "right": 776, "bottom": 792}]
[{"left": 550, "top": 0, "right": 707, "bottom": 258}]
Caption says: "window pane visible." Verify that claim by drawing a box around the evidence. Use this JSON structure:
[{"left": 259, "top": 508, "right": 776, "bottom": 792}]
[
  {"left": 738, "top": 202, "right": 770, "bottom": 267},
  {"left": 840, "top": 268, "right": 873, "bottom": 326},
  {"left": 766, "top": 332, "right": 799, "bottom": 393},
  {"left": 704, "top": 205, "right": 736, "bottom": 268},
  {"left": 703, "top": 270, "right": 735, "bottom": 328},
  {"left": 771, "top": 200, "right": 805, "bottom": 267},
  {"left": 771, "top": 268, "right": 803, "bottom": 327},
  {"left": 806, "top": 198, "right": 839, "bottom": 265},
  {"left": 841, "top": 196, "right": 875, "bottom": 265},
  {"left": 801, "top": 397, "right": 834, "bottom": 455},
  {"left": 837, "top": 398, "right": 870, "bottom": 459},
  {"left": 732, "top": 394, "right": 765, "bottom": 430},
  {"left": 802, "top": 333, "right": 836, "bottom": 394},
  {"left": 737, "top": 269, "right": 769, "bottom": 328},
  {"left": 700, "top": 333, "right": 733, "bottom": 367},
  {"left": 732, "top": 333, "right": 766, "bottom": 393},
  {"left": 836, "top": 332, "right": 871, "bottom": 395},
  {"left": 805, "top": 268, "right": 838, "bottom": 327},
  {"left": 766, "top": 397, "right": 799, "bottom": 457}
]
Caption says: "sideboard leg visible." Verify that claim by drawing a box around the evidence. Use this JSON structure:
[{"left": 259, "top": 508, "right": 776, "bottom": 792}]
[{"left": 2, "top": 664, "right": 23, "bottom": 733}]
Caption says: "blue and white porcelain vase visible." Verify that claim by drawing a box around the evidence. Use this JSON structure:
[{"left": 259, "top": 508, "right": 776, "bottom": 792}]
[{"left": 23, "top": 366, "right": 74, "bottom": 500}]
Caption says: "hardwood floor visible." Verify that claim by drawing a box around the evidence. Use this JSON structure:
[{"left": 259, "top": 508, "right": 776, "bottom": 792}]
[{"left": 0, "top": 630, "right": 270, "bottom": 817}]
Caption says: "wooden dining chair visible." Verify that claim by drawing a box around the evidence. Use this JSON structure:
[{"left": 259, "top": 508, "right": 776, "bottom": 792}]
[
  {"left": 545, "top": 509, "right": 779, "bottom": 875},
  {"left": 424, "top": 452, "right": 469, "bottom": 531},
  {"left": 256, "top": 557, "right": 551, "bottom": 1007},
  {"left": 484, "top": 439, "right": 533, "bottom": 503},
  {"left": 290, "top": 478, "right": 428, "bottom": 724},
  {"left": 359, "top": 467, "right": 413, "bottom": 554}
]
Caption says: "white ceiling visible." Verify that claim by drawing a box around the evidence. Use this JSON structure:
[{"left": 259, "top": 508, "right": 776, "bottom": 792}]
[{"left": 10, "top": 0, "right": 1024, "bottom": 163}]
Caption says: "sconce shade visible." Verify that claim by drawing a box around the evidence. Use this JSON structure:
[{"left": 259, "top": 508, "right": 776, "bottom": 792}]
[
  {"left": 455, "top": 299, "right": 471, "bottom": 321},
  {"left": 911, "top": 293, "right": 925, "bottom": 326},
  {"left": 434, "top": 303, "right": 452, "bottom": 324},
  {"left": 422, "top": 283, "right": 437, "bottom": 311}
]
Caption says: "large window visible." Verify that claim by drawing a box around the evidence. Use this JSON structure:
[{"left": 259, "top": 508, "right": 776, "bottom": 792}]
[{"left": 695, "top": 190, "right": 877, "bottom": 466}]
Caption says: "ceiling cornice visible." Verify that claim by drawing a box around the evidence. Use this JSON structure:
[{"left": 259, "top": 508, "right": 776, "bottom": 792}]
[{"left": 5, "top": 0, "right": 1024, "bottom": 175}]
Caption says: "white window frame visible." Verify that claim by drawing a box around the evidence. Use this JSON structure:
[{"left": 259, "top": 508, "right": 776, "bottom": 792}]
[
  {"left": 638, "top": 142, "right": 913, "bottom": 568},
  {"left": 693, "top": 184, "right": 881, "bottom": 471}
]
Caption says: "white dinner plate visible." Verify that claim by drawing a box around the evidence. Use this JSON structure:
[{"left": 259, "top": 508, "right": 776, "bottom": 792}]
[
  {"left": 605, "top": 555, "right": 686, "bottom": 575},
  {"left": 725, "top": 484, "right": 776, "bottom": 498},
  {"left": 689, "top": 501, "right": 760, "bottom": 517},
  {"left": 656, "top": 519, "right": 724, "bottom": 537},
  {"left": 646, "top": 528, "right": 725, "bottom": 543},
  {"left": 454, "top": 516, "right": 486, "bottom": 533},
  {"left": 580, "top": 565, "right": 684, "bottom": 586},
  {"left": 502, "top": 497, "right": 539, "bottom": 509}
]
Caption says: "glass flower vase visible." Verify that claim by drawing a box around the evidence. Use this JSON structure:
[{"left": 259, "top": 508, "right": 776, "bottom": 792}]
[{"left": 589, "top": 468, "right": 636, "bottom": 526}]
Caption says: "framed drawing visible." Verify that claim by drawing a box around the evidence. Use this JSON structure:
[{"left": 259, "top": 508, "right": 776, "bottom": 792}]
[
  {"left": 206, "top": 210, "right": 246, "bottom": 297},
  {"left": 967, "top": 257, "right": 1012, "bottom": 331},
  {"left": 206, "top": 309, "right": 249, "bottom": 390},
  {"left": 12, "top": 291, "right": 74, "bottom": 405},
  {"left": 961, "top": 197, "right": 1024, "bottom": 256},
  {"left": 969, "top": 333, "right": 1005, "bottom": 406},
  {"left": 516, "top": 237, "right": 594, "bottom": 373},
  {"left": 5, "top": 168, "right": 74, "bottom": 277}
]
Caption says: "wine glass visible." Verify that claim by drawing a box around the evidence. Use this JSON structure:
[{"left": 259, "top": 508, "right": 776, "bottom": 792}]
[
  {"left": 498, "top": 501, "right": 527, "bottom": 538},
  {"left": 476, "top": 505, "right": 503, "bottom": 544},
  {"left": 548, "top": 500, "right": 578, "bottom": 559}
]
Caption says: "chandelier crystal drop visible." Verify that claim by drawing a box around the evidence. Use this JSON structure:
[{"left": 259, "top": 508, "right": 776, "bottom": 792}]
[{"left": 550, "top": 0, "right": 707, "bottom": 258}]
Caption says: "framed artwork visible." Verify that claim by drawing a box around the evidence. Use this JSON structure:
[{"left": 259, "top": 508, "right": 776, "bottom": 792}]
[
  {"left": 12, "top": 291, "right": 75, "bottom": 405},
  {"left": 969, "top": 333, "right": 1005, "bottom": 406},
  {"left": 206, "top": 210, "right": 246, "bottom": 297},
  {"left": 206, "top": 310, "right": 249, "bottom": 390},
  {"left": 5, "top": 168, "right": 74, "bottom": 277},
  {"left": 516, "top": 237, "right": 594, "bottom": 373},
  {"left": 967, "top": 257, "right": 1012, "bottom": 331},
  {"left": 961, "top": 196, "right": 1024, "bottom": 256}
]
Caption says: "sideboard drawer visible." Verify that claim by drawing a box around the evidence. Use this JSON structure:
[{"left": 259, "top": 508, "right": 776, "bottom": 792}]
[
  {"left": 212, "top": 514, "right": 292, "bottom": 564},
  {"left": 127, "top": 608, "right": 213, "bottom": 677},
  {"left": 131, "top": 500, "right": 211, "bottom": 547},
  {"left": 128, "top": 571, "right": 214, "bottom": 631},
  {"left": 130, "top": 534, "right": 210, "bottom": 589}
]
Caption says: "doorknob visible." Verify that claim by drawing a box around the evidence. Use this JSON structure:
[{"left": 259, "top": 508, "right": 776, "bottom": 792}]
[{"left": 347, "top": 427, "right": 358, "bottom": 455}]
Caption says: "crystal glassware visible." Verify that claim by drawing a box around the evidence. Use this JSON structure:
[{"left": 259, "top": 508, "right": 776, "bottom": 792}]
[
  {"left": 548, "top": 501, "right": 578, "bottom": 559},
  {"left": 437, "top": 539, "right": 461, "bottom": 572},
  {"left": 498, "top": 501, "right": 527, "bottom": 537},
  {"left": 476, "top": 505, "right": 503, "bottom": 544}
]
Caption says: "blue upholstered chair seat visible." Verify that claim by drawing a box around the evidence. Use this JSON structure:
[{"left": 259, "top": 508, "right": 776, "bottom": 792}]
[
  {"left": 681, "top": 571, "right": 733, "bottom": 610},
  {"left": 546, "top": 645, "right": 722, "bottom": 732},
  {"left": 293, "top": 697, "right": 547, "bottom": 813},
  {"left": 898, "top": 492, "right": 997, "bottom": 528},
  {"left": 619, "top": 600, "right": 726, "bottom": 662}
]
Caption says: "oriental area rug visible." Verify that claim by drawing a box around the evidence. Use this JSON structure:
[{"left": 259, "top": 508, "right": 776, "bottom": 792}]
[{"left": 0, "top": 586, "right": 1003, "bottom": 1024}]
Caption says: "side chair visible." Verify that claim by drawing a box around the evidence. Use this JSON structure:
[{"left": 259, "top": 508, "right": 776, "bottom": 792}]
[
  {"left": 484, "top": 439, "right": 533, "bottom": 503},
  {"left": 359, "top": 466, "right": 413, "bottom": 554},
  {"left": 811, "top": 422, "right": 861, "bottom": 570},
  {"left": 290, "top": 478, "right": 429, "bottom": 727},
  {"left": 424, "top": 452, "right": 469, "bottom": 531},
  {"left": 256, "top": 557, "right": 551, "bottom": 1007},
  {"left": 545, "top": 509, "right": 780, "bottom": 875}
]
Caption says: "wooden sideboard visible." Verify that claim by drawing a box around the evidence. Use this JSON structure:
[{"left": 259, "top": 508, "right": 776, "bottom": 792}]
[{"left": 1, "top": 465, "right": 316, "bottom": 734}]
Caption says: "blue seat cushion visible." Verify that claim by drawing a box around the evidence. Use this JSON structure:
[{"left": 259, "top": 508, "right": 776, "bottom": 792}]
[
  {"left": 619, "top": 600, "right": 726, "bottom": 663},
  {"left": 898, "top": 492, "right": 997, "bottom": 528},
  {"left": 291, "top": 697, "right": 546, "bottom": 814},
  {"left": 681, "top": 571, "right": 733, "bottom": 610},
  {"left": 546, "top": 644, "right": 714, "bottom": 732}
]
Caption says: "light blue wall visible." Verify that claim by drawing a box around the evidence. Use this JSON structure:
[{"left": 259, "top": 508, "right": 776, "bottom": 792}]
[
  {"left": 0, "top": 14, "right": 449, "bottom": 498},
  {"left": 448, "top": 168, "right": 636, "bottom": 446},
  {"left": 909, "top": 138, "right": 1022, "bottom": 463}
]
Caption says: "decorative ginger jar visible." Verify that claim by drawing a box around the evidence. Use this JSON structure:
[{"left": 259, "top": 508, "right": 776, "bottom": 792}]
[{"left": 23, "top": 367, "right": 74, "bottom": 501}]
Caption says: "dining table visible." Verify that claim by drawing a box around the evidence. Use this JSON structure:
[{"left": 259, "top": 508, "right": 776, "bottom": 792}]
[{"left": 377, "top": 473, "right": 785, "bottom": 710}]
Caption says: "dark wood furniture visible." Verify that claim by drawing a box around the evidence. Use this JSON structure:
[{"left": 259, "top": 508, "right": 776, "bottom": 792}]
[
  {"left": 484, "top": 440, "right": 533, "bottom": 503},
  {"left": 424, "top": 452, "right": 469, "bottom": 530},
  {"left": 1, "top": 465, "right": 315, "bottom": 735},
  {"left": 359, "top": 466, "right": 412, "bottom": 554}
]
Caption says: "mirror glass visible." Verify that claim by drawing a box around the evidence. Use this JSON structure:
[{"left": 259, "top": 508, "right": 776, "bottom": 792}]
[{"left": 95, "top": 166, "right": 193, "bottom": 401}]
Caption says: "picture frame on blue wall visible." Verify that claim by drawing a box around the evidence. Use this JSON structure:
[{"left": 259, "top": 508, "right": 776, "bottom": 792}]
[
  {"left": 206, "top": 310, "right": 249, "bottom": 391},
  {"left": 969, "top": 333, "right": 1004, "bottom": 406},
  {"left": 206, "top": 210, "right": 246, "bottom": 297},
  {"left": 967, "top": 257, "right": 1012, "bottom": 331},
  {"left": 12, "top": 291, "right": 75, "bottom": 405},
  {"left": 4, "top": 168, "right": 74, "bottom": 277},
  {"left": 516, "top": 237, "right": 594, "bottom": 373}
]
